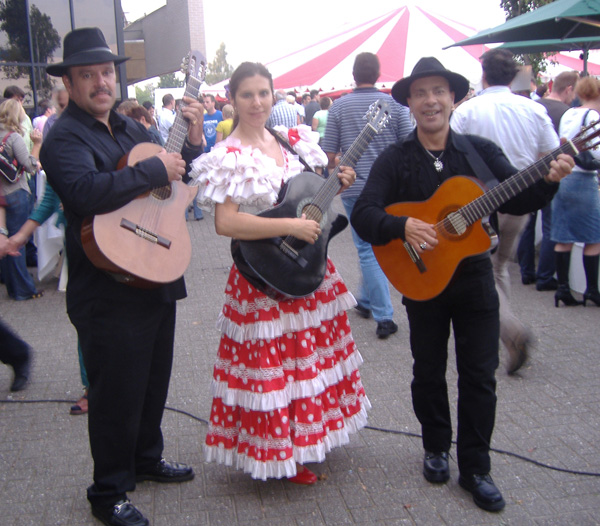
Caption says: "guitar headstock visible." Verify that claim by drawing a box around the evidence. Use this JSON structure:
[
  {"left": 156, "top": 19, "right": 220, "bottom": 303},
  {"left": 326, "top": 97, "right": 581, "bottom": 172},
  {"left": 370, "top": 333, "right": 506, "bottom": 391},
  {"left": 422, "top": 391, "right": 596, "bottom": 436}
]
[
  {"left": 365, "top": 99, "right": 392, "bottom": 133},
  {"left": 180, "top": 50, "right": 207, "bottom": 85},
  {"left": 572, "top": 118, "right": 600, "bottom": 154}
]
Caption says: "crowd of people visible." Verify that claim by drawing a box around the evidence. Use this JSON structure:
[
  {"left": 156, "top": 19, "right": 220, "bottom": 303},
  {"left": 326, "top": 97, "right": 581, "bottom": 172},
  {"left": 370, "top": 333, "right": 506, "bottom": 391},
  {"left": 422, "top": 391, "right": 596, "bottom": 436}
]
[{"left": 0, "top": 24, "right": 597, "bottom": 526}]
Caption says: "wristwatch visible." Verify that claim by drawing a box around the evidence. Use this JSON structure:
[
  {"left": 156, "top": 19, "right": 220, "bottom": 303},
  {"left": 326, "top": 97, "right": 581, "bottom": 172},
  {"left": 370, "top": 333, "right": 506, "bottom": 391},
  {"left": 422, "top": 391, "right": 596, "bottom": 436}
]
[{"left": 0, "top": 227, "right": 8, "bottom": 236}]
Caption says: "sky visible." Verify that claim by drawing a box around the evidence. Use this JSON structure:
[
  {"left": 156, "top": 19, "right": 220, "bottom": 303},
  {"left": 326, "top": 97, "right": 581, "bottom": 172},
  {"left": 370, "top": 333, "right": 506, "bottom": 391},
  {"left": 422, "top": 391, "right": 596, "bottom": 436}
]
[{"left": 120, "top": 0, "right": 508, "bottom": 70}]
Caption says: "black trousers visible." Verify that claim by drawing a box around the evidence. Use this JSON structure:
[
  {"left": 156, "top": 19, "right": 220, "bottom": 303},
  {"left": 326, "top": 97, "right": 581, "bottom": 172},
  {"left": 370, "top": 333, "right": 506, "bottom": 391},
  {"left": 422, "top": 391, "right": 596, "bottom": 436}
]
[
  {"left": 0, "top": 317, "right": 29, "bottom": 368},
  {"left": 403, "top": 258, "right": 500, "bottom": 476},
  {"left": 69, "top": 296, "right": 177, "bottom": 507}
]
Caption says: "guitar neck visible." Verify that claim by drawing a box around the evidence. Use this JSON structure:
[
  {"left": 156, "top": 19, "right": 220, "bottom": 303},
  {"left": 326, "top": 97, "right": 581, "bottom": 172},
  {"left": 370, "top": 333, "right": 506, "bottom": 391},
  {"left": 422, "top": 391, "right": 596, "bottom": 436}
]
[
  {"left": 164, "top": 76, "right": 202, "bottom": 154},
  {"left": 459, "top": 139, "right": 578, "bottom": 226},
  {"left": 316, "top": 122, "right": 379, "bottom": 207}
]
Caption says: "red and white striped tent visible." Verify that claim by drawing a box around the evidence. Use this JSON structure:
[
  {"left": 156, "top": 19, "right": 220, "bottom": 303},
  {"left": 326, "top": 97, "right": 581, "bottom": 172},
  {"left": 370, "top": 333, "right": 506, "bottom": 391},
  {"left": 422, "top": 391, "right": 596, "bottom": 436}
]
[{"left": 204, "top": 5, "right": 600, "bottom": 97}]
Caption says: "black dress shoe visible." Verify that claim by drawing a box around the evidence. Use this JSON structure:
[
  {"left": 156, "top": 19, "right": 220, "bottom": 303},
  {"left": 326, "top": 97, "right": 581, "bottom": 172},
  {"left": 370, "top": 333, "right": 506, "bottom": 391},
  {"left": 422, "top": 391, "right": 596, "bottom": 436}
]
[
  {"left": 459, "top": 473, "right": 505, "bottom": 512},
  {"left": 10, "top": 352, "right": 31, "bottom": 392},
  {"left": 376, "top": 320, "right": 398, "bottom": 339},
  {"left": 521, "top": 276, "right": 535, "bottom": 285},
  {"left": 136, "top": 458, "right": 194, "bottom": 483},
  {"left": 423, "top": 451, "right": 449, "bottom": 483},
  {"left": 91, "top": 500, "right": 149, "bottom": 526},
  {"left": 354, "top": 303, "right": 371, "bottom": 319}
]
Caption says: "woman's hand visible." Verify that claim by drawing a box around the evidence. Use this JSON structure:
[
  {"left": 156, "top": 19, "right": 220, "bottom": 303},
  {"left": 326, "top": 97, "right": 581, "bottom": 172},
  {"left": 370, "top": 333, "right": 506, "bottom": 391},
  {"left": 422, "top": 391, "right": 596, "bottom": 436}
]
[
  {"left": 30, "top": 129, "right": 42, "bottom": 145},
  {"left": 289, "top": 213, "right": 321, "bottom": 244},
  {"left": 336, "top": 165, "right": 356, "bottom": 192}
]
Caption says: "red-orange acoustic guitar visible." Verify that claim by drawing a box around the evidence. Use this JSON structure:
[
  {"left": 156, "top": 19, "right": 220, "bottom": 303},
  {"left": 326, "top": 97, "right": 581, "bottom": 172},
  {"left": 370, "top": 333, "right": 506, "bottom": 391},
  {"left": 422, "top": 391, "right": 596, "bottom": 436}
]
[
  {"left": 373, "top": 119, "right": 600, "bottom": 301},
  {"left": 81, "top": 51, "right": 206, "bottom": 287}
]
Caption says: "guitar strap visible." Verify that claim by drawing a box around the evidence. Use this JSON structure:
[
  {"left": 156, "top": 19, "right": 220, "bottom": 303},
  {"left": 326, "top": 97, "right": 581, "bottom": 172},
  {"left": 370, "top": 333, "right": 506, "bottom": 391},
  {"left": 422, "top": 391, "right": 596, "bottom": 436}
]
[
  {"left": 454, "top": 133, "right": 499, "bottom": 190},
  {"left": 266, "top": 127, "right": 316, "bottom": 173}
]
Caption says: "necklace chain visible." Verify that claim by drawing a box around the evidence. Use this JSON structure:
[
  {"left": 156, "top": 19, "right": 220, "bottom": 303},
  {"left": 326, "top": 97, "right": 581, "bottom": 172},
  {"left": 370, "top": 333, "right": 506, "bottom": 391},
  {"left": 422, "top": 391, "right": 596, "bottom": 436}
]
[{"left": 424, "top": 148, "right": 444, "bottom": 172}]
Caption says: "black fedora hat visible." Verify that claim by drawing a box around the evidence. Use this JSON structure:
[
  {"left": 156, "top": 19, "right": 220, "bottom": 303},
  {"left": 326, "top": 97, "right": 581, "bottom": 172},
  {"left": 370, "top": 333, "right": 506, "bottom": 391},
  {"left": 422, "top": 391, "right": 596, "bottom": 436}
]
[
  {"left": 46, "top": 27, "right": 129, "bottom": 77},
  {"left": 391, "top": 57, "right": 469, "bottom": 107}
]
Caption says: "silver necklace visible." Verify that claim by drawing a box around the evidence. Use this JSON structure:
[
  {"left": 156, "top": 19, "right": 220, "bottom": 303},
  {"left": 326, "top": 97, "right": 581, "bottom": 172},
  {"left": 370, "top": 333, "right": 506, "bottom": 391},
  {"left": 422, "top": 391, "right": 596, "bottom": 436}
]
[{"left": 424, "top": 148, "right": 444, "bottom": 172}]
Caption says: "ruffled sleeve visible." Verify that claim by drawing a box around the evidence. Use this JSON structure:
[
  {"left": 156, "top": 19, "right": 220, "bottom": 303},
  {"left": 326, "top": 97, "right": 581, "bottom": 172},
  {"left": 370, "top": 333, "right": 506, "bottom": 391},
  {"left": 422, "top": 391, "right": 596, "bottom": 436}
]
[
  {"left": 188, "top": 137, "right": 285, "bottom": 213},
  {"left": 272, "top": 124, "right": 328, "bottom": 171}
]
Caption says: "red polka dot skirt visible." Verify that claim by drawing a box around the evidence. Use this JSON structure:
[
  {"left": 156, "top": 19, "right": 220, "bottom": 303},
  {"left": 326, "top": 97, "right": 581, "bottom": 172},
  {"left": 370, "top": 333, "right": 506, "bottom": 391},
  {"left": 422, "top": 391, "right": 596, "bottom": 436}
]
[{"left": 204, "top": 259, "right": 371, "bottom": 480}]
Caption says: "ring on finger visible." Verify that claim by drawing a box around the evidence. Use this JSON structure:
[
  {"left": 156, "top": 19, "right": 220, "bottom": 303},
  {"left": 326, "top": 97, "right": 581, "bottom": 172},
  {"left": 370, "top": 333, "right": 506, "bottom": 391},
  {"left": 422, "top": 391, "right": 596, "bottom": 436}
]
[{"left": 419, "top": 242, "right": 427, "bottom": 250}]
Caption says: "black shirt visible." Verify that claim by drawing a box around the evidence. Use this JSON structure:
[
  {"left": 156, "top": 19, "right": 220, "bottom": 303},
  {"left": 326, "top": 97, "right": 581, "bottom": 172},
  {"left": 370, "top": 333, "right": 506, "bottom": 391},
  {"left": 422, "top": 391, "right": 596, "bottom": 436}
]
[
  {"left": 351, "top": 129, "right": 558, "bottom": 247},
  {"left": 40, "top": 100, "right": 202, "bottom": 311}
]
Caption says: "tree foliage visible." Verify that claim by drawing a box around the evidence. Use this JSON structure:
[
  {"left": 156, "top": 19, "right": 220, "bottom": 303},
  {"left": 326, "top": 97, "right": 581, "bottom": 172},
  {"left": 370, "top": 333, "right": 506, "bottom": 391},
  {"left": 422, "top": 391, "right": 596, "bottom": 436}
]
[
  {"left": 157, "top": 73, "right": 184, "bottom": 88},
  {"left": 0, "top": 1, "right": 61, "bottom": 97},
  {"left": 205, "top": 42, "right": 233, "bottom": 86},
  {"left": 500, "top": 0, "right": 556, "bottom": 78}
]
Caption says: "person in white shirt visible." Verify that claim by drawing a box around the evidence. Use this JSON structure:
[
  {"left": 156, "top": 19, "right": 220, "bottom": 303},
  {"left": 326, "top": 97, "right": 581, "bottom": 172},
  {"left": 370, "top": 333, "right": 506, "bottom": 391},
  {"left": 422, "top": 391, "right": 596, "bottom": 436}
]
[
  {"left": 157, "top": 93, "right": 176, "bottom": 143},
  {"left": 451, "top": 49, "right": 559, "bottom": 375}
]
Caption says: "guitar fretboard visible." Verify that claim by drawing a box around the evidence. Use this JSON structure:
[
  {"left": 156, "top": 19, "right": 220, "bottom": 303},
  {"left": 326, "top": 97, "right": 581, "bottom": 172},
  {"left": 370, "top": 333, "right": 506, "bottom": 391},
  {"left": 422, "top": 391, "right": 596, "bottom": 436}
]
[{"left": 452, "top": 140, "right": 578, "bottom": 231}]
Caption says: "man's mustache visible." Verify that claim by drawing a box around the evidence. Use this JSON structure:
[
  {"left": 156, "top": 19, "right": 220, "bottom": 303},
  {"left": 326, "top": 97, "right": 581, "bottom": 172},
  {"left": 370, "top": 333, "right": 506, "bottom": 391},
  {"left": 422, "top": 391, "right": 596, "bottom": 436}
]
[{"left": 91, "top": 88, "right": 112, "bottom": 98}]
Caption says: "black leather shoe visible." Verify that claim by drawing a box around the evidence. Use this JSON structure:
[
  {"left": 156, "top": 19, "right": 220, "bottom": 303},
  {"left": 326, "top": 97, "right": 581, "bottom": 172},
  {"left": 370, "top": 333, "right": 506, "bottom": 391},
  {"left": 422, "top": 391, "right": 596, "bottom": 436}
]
[
  {"left": 136, "top": 458, "right": 194, "bottom": 483},
  {"left": 91, "top": 500, "right": 149, "bottom": 526},
  {"left": 423, "top": 451, "right": 450, "bottom": 483},
  {"left": 354, "top": 303, "right": 371, "bottom": 319},
  {"left": 376, "top": 320, "right": 398, "bottom": 339},
  {"left": 10, "top": 352, "right": 31, "bottom": 392},
  {"left": 459, "top": 473, "right": 505, "bottom": 512}
]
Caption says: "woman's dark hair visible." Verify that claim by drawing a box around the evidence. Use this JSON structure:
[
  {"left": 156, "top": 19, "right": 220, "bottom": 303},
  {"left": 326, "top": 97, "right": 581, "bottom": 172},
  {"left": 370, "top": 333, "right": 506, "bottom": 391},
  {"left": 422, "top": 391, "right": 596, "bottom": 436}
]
[
  {"left": 320, "top": 96, "right": 332, "bottom": 110},
  {"left": 229, "top": 62, "right": 273, "bottom": 130}
]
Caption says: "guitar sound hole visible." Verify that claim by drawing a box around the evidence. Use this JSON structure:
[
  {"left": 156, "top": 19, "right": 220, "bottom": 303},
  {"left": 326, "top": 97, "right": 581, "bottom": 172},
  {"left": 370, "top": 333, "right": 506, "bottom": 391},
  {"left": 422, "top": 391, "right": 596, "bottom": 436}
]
[
  {"left": 151, "top": 185, "right": 173, "bottom": 201},
  {"left": 302, "top": 204, "right": 323, "bottom": 223}
]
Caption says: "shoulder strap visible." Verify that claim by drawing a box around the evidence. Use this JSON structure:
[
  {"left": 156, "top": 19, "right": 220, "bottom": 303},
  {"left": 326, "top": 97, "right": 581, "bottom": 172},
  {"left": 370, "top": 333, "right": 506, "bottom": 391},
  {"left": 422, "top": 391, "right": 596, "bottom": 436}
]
[
  {"left": 266, "top": 126, "right": 315, "bottom": 173},
  {"left": 1, "top": 132, "right": 12, "bottom": 146},
  {"left": 454, "top": 133, "right": 499, "bottom": 189}
]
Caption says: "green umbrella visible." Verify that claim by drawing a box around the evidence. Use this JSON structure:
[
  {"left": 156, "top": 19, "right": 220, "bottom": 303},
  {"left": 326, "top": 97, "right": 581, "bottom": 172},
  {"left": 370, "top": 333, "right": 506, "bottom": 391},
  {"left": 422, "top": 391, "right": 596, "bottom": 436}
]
[
  {"left": 446, "top": 0, "right": 600, "bottom": 73},
  {"left": 447, "top": 0, "right": 600, "bottom": 46}
]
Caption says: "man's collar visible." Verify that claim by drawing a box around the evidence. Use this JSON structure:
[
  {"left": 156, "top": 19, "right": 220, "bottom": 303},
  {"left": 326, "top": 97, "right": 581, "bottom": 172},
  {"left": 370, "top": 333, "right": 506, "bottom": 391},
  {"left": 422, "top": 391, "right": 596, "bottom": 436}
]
[
  {"left": 479, "top": 85, "right": 512, "bottom": 96},
  {"left": 65, "top": 99, "right": 127, "bottom": 130}
]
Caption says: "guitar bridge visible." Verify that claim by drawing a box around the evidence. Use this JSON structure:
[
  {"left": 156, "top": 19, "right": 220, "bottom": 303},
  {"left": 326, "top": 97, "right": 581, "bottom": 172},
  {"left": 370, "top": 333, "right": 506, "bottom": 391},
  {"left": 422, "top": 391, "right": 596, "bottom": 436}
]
[
  {"left": 279, "top": 240, "right": 308, "bottom": 268},
  {"left": 120, "top": 219, "right": 171, "bottom": 249},
  {"left": 403, "top": 242, "right": 427, "bottom": 274}
]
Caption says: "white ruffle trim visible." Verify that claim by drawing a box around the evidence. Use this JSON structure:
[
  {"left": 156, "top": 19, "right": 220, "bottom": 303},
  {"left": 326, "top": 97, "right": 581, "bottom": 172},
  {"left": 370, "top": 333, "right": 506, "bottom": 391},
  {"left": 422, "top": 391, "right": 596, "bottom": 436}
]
[
  {"left": 211, "top": 347, "right": 365, "bottom": 411},
  {"left": 203, "top": 402, "right": 370, "bottom": 480},
  {"left": 272, "top": 124, "right": 328, "bottom": 169},
  {"left": 218, "top": 290, "right": 357, "bottom": 344}
]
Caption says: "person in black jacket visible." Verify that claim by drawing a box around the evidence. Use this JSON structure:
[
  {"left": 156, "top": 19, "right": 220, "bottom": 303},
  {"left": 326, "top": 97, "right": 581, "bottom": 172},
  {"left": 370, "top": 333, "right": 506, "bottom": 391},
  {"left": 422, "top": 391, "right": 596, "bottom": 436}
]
[
  {"left": 351, "top": 57, "right": 574, "bottom": 513},
  {"left": 40, "top": 28, "right": 204, "bottom": 526}
]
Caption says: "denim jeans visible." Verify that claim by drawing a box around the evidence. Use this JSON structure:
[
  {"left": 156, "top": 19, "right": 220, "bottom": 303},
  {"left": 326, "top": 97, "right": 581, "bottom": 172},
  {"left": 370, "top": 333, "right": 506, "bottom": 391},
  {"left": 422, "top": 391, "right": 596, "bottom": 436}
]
[
  {"left": 517, "top": 204, "right": 556, "bottom": 285},
  {"left": 342, "top": 195, "right": 394, "bottom": 322},
  {"left": 185, "top": 199, "right": 203, "bottom": 221},
  {"left": 0, "top": 189, "right": 38, "bottom": 300}
]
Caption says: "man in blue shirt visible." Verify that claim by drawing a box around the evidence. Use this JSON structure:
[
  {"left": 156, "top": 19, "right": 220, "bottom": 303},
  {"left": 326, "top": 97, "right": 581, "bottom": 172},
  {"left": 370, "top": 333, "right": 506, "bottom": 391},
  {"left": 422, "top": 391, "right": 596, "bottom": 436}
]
[{"left": 202, "top": 94, "right": 223, "bottom": 152}]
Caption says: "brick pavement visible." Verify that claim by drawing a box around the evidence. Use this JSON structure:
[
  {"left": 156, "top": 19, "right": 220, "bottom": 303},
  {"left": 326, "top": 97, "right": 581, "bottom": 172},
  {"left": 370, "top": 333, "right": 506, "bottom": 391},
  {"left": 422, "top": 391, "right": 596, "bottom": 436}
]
[{"left": 1, "top": 200, "right": 599, "bottom": 525}]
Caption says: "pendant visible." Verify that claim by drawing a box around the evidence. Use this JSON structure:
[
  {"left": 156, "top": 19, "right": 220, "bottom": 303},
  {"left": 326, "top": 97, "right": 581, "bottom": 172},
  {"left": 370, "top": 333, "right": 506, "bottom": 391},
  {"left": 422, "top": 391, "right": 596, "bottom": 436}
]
[{"left": 433, "top": 159, "right": 443, "bottom": 172}]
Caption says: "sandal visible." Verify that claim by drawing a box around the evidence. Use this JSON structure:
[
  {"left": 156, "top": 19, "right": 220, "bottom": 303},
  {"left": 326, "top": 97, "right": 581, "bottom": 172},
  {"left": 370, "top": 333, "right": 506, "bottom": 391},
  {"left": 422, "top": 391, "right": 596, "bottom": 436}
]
[
  {"left": 28, "top": 291, "right": 44, "bottom": 300},
  {"left": 70, "top": 392, "right": 88, "bottom": 415}
]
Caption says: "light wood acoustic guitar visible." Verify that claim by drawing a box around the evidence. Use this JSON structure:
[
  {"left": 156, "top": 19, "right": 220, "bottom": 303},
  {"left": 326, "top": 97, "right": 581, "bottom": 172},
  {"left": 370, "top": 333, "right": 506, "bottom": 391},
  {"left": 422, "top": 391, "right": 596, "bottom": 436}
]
[
  {"left": 81, "top": 51, "right": 206, "bottom": 288},
  {"left": 232, "top": 99, "right": 392, "bottom": 300},
  {"left": 373, "top": 119, "right": 600, "bottom": 302}
]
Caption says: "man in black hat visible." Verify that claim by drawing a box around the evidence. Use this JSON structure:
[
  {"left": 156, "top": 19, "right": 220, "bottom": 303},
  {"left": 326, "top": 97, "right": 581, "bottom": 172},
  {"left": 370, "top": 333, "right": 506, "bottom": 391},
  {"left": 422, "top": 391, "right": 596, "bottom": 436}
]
[
  {"left": 351, "top": 57, "right": 574, "bottom": 512},
  {"left": 40, "top": 27, "right": 204, "bottom": 526}
]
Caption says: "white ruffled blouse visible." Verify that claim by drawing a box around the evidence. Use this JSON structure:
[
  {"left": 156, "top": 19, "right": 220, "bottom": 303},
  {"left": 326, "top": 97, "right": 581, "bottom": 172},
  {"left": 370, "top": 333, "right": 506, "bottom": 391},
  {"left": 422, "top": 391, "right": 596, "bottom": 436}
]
[{"left": 189, "top": 124, "right": 327, "bottom": 214}]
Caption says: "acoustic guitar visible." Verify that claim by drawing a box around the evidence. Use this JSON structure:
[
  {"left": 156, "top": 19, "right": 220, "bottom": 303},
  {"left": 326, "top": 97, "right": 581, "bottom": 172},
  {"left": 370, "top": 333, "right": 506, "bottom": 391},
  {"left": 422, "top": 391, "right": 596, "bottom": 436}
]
[
  {"left": 232, "top": 99, "right": 392, "bottom": 300},
  {"left": 81, "top": 51, "right": 206, "bottom": 287},
  {"left": 373, "top": 119, "right": 600, "bottom": 302}
]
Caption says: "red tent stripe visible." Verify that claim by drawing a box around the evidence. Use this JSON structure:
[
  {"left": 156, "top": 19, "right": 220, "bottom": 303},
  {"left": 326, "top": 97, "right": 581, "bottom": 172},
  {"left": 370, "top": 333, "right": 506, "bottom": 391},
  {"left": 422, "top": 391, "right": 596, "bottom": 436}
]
[
  {"left": 272, "top": 10, "right": 401, "bottom": 88},
  {"left": 417, "top": 7, "right": 489, "bottom": 61},
  {"left": 376, "top": 8, "right": 410, "bottom": 82}
]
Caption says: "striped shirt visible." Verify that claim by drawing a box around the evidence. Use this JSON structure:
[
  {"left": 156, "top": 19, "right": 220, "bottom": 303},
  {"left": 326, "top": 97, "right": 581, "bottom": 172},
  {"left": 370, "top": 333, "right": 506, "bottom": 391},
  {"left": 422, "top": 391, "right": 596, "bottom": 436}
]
[
  {"left": 267, "top": 100, "right": 298, "bottom": 129},
  {"left": 321, "top": 87, "right": 413, "bottom": 199}
]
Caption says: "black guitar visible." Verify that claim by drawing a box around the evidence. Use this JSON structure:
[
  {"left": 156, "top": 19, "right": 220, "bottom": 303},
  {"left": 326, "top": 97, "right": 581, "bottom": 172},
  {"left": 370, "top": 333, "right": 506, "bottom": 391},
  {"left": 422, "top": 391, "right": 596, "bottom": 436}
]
[{"left": 232, "top": 100, "right": 392, "bottom": 300}]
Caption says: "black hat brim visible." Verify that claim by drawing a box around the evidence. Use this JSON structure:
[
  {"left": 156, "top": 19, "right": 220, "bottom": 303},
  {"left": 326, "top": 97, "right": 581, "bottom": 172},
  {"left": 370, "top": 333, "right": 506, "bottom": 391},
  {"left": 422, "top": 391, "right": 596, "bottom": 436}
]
[
  {"left": 391, "top": 70, "right": 470, "bottom": 107},
  {"left": 46, "top": 50, "right": 129, "bottom": 77}
]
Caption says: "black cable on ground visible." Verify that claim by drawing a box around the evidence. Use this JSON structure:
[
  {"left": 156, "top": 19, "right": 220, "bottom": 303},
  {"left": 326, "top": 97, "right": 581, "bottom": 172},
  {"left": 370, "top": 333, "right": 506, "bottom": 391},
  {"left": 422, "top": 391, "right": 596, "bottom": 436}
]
[{"left": 2, "top": 399, "right": 599, "bottom": 478}]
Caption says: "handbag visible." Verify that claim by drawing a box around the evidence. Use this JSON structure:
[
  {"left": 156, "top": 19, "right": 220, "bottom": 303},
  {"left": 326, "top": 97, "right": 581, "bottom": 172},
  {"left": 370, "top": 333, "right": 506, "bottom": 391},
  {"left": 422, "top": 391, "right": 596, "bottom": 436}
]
[
  {"left": 574, "top": 110, "right": 600, "bottom": 171},
  {"left": 0, "top": 132, "right": 25, "bottom": 183}
]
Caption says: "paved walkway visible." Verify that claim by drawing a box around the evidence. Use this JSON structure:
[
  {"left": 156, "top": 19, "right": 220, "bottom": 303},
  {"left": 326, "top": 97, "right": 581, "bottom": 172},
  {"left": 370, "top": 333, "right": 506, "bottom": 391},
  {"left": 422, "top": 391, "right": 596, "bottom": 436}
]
[{"left": 1, "top": 200, "right": 599, "bottom": 525}]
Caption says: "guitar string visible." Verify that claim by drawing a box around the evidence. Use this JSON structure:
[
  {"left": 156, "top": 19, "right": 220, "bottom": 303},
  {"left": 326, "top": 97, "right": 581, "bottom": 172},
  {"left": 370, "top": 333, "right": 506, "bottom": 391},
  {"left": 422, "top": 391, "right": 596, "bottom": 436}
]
[
  {"left": 139, "top": 75, "right": 202, "bottom": 235},
  {"left": 433, "top": 142, "right": 573, "bottom": 238},
  {"left": 282, "top": 126, "right": 378, "bottom": 248}
]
